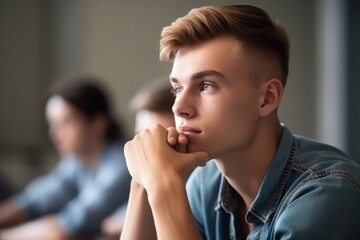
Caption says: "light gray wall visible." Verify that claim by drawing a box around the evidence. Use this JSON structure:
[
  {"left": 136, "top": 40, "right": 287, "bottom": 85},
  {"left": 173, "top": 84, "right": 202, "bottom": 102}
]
[
  {"left": 0, "top": 0, "right": 44, "bottom": 148},
  {"left": 0, "top": 0, "right": 49, "bottom": 189}
]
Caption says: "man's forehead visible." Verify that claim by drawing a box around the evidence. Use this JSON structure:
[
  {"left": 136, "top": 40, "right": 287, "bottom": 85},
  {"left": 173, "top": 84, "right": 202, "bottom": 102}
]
[{"left": 169, "top": 37, "right": 247, "bottom": 81}]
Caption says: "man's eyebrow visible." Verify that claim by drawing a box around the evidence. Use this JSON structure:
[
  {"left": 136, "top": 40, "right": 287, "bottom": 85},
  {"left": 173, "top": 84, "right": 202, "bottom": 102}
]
[
  {"left": 169, "top": 74, "right": 177, "bottom": 83},
  {"left": 170, "top": 70, "right": 225, "bottom": 83}
]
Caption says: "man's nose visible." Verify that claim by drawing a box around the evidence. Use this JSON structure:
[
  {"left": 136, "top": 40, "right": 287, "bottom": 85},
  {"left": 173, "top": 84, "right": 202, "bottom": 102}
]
[{"left": 172, "top": 91, "right": 195, "bottom": 119}]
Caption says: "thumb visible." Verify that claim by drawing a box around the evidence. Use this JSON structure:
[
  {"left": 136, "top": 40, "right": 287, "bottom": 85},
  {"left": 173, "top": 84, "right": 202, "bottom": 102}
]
[{"left": 188, "top": 151, "right": 210, "bottom": 167}]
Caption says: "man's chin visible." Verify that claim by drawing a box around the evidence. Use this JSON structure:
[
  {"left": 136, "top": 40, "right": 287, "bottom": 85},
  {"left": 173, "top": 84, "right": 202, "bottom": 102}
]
[{"left": 186, "top": 143, "right": 206, "bottom": 154}]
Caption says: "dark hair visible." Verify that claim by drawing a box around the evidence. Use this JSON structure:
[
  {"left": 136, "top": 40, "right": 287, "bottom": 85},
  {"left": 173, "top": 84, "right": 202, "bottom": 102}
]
[
  {"left": 160, "top": 5, "right": 290, "bottom": 86},
  {"left": 49, "top": 76, "right": 123, "bottom": 142},
  {"left": 129, "top": 78, "right": 174, "bottom": 114}
]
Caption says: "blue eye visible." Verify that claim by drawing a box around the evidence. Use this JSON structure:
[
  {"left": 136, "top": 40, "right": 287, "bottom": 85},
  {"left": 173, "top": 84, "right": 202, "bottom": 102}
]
[
  {"left": 171, "top": 87, "right": 182, "bottom": 96},
  {"left": 200, "top": 82, "right": 214, "bottom": 91}
]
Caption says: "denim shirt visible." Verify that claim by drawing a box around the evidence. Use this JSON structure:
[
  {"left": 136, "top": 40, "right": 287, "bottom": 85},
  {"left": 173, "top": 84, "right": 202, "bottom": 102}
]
[
  {"left": 14, "top": 141, "right": 131, "bottom": 236},
  {"left": 186, "top": 126, "right": 360, "bottom": 240}
]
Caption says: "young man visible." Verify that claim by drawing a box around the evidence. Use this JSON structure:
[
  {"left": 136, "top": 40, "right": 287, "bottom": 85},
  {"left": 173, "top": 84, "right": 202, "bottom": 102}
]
[{"left": 121, "top": 5, "right": 360, "bottom": 240}]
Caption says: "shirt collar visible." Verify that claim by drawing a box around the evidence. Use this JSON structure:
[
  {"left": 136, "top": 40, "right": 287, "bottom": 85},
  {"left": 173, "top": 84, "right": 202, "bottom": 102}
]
[
  {"left": 218, "top": 177, "right": 240, "bottom": 214},
  {"left": 216, "top": 125, "right": 297, "bottom": 224}
]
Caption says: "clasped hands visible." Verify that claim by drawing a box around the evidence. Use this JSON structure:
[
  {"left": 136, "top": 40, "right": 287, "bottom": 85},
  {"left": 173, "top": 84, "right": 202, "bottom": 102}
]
[{"left": 124, "top": 124, "right": 209, "bottom": 192}]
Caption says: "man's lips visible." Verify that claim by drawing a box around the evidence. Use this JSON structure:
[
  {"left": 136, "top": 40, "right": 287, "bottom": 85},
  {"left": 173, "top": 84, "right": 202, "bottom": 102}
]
[{"left": 178, "top": 126, "right": 201, "bottom": 135}]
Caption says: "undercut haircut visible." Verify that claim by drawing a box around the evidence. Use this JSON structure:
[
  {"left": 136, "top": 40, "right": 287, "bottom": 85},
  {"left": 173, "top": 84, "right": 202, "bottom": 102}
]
[{"left": 160, "top": 5, "right": 290, "bottom": 86}]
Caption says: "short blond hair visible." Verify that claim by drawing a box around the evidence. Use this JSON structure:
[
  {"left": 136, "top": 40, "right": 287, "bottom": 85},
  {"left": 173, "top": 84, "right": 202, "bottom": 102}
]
[{"left": 160, "top": 5, "right": 290, "bottom": 86}]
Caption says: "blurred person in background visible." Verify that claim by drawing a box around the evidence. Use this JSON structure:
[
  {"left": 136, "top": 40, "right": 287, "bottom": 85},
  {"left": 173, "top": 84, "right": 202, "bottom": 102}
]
[
  {"left": 0, "top": 77, "right": 131, "bottom": 240},
  {"left": 101, "top": 78, "right": 174, "bottom": 239}
]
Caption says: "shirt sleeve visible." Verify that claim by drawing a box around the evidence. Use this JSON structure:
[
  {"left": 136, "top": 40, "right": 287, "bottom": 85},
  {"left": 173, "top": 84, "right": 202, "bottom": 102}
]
[
  {"left": 56, "top": 147, "right": 131, "bottom": 236},
  {"left": 273, "top": 174, "right": 360, "bottom": 239},
  {"left": 13, "top": 159, "right": 78, "bottom": 219}
]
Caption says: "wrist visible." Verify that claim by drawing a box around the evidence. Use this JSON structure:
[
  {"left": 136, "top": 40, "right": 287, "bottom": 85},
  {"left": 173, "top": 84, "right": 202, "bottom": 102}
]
[
  {"left": 130, "top": 178, "right": 143, "bottom": 190},
  {"left": 146, "top": 173, "right": 185, "bottom": 209},
  {"left": 129, "top": 179, "right": 149, "bottom": 201}
]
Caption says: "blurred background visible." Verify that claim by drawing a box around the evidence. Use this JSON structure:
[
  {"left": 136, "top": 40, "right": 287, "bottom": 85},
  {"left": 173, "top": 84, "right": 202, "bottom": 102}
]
[{"left": 0, "top": 0, "right": 359, "bottom": 192}]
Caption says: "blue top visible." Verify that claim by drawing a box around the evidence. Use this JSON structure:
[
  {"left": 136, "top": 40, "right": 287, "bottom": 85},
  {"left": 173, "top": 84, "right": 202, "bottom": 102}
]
[
  {"left": 13, "top": 141, "right": 131, "bottom": 236},
  {"left": 186, "top": 126, "right": 360, "bottom": 240}
]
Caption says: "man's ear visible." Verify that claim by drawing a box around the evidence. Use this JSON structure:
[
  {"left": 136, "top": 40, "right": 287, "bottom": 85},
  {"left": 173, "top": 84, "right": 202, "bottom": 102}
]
[{"left": 259, "top": 78, "right": 283, "bottom": 117}]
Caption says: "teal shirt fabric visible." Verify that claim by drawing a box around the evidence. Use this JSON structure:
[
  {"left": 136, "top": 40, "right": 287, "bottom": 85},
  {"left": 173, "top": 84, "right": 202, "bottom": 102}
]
[
  {"left": 186, "top": 126, "right": 360, "bottom": 240},
  {"left": 14, "top": 141, "right": 131, "bottom": 236}
]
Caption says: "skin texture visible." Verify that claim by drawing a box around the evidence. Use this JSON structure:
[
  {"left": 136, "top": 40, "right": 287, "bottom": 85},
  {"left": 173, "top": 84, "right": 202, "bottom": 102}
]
[
  {"left": 121, "top": 35, "right": 283, "bottom": 240},
  {"left": 0, "top": 97, "right": 108, "bottom": 240}
]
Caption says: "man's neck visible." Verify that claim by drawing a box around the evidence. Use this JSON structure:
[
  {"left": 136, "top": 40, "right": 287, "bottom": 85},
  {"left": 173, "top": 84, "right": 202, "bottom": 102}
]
[{"left": 214, "top": 118, "right": 283, "bottom": 210}]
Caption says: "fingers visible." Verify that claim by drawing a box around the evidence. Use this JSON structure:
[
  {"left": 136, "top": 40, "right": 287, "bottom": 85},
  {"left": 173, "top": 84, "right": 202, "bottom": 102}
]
[
  {"left": 166, "top": 127, "right": 188, "bottom": 153},
  {"left": 166, "top": 127, "right": 178, "bottom": 146},
  {"left": 177, "top": 132, "right": 188, "bottom": 146},
  {"left": 126, "top": 124, "right": 208, "bottom": 186},
  {"left": 174, "top": 132, "right": 188, "bottom": 153}
]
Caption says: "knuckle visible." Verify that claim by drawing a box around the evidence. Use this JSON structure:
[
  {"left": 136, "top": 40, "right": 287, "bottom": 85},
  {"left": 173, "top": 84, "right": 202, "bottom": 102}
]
[{"left": 151, "top": 123, "right": 162, "bottom": 130}]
